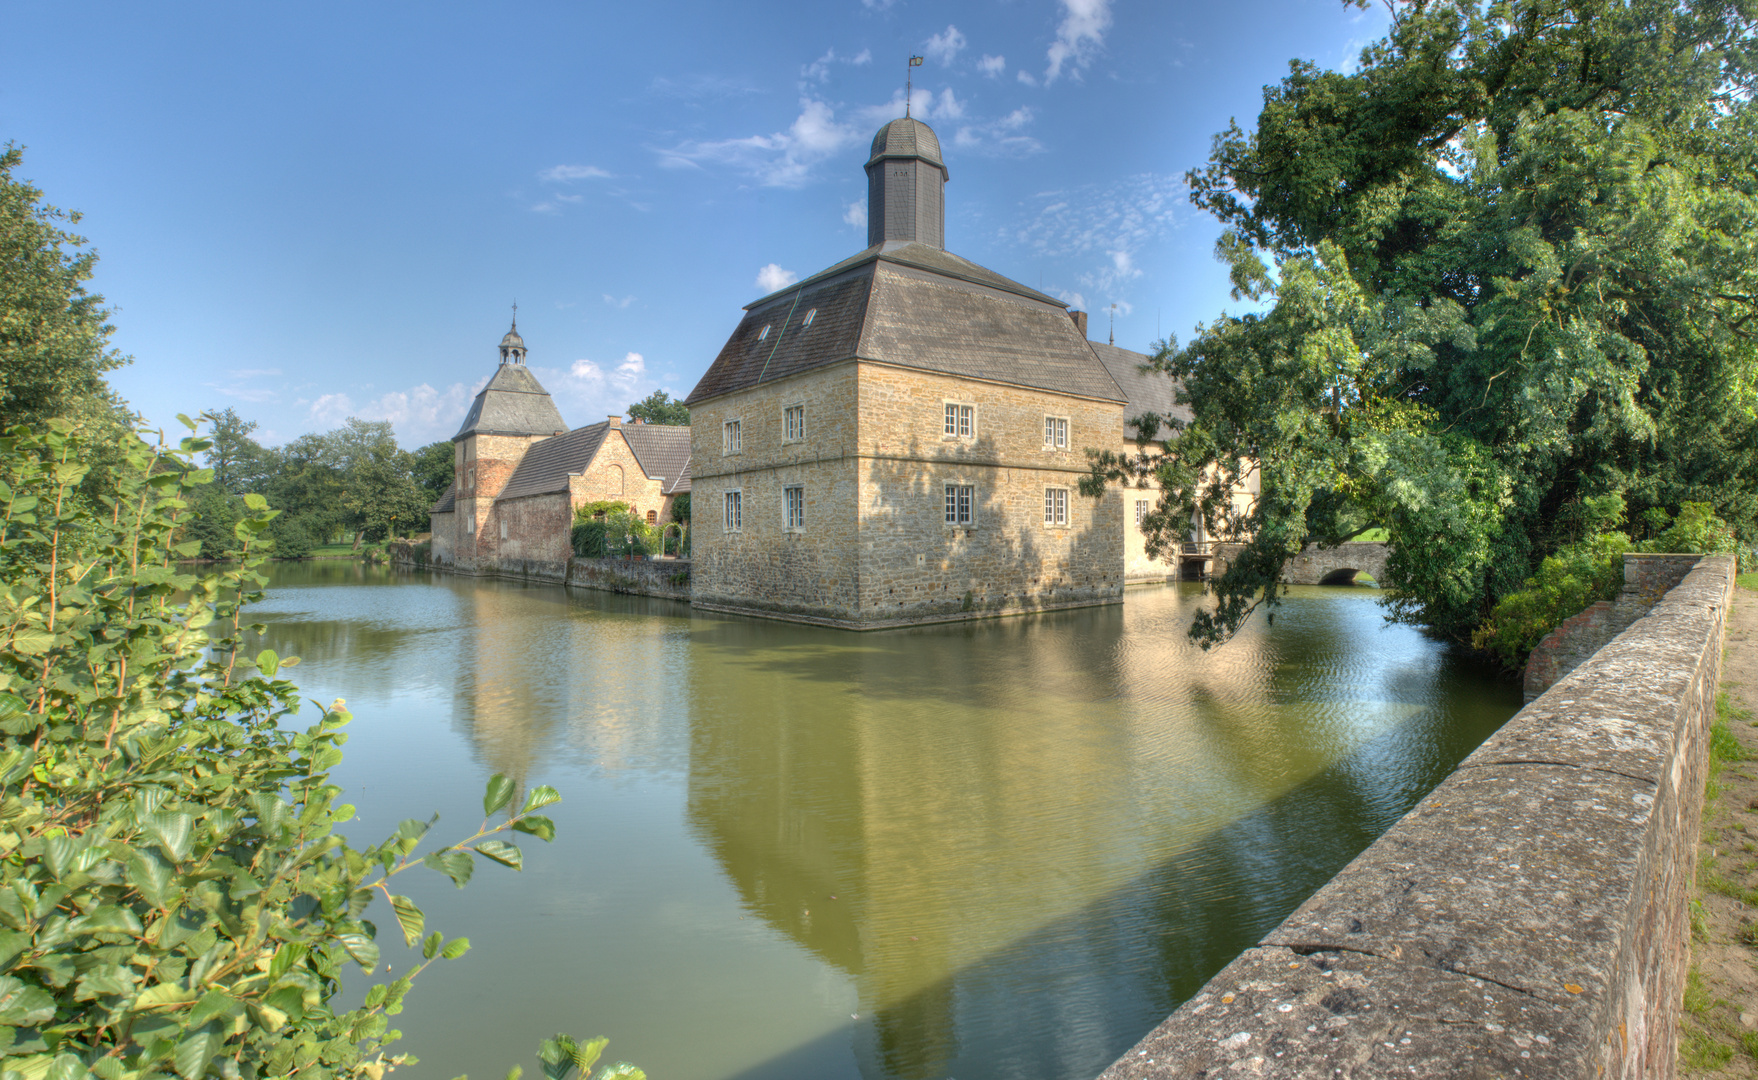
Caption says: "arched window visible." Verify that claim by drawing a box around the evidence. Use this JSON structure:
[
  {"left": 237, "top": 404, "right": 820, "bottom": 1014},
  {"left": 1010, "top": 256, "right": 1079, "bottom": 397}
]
[
  {"left": 646, "top": 510, "right": 657, "bottom": 525},
  {"left": 608, "top": 463, "right": 624, "bottom": 495}
]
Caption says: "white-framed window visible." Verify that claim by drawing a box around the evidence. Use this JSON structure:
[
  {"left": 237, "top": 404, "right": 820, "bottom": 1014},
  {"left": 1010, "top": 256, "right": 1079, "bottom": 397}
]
[
  {"left": 1044, "top": 415, "right": 1069, "bottom": 449},
  {"left": 723, "top": 418, "right": 742, "bottom": 454},
  {"left": 784, "top": 485, "right": 805, "bottom": 530},
  {"left": 784, "top": 404, "right": 806, "bottom": 442},
  {"left": 1135, "top": 499, "right": 1149, "bottom": 529},
  {"left": 723, "top": 490, "right": 743, "bottom": 531},
  {"left": 943, "top": 402, "right": 975, "bottom": 439},
  {"left": 944, "top": 483, "right": 975, "bottom": 526},
  {"left": 801, "top": 308, "right": 817, "bottom": 328},
  {"left": 1044, "top": 487, "right": 1069, "bottom": 527}
]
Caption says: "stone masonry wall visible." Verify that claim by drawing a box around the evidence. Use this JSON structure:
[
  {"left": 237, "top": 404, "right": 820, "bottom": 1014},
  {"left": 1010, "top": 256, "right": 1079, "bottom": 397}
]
[
  {"left": 569, "top": 423, "right": 676, "bottom": 526},
  {"left": 852, "top": 364, "right": 1123, "bottom": 626},
  {"left": 566, "top": 556, "right": 692, "bottom": 602},
  {"left": 490, "top": 491, "right": 572, "bottom": 579},
  {"left": 1099, "top": 555, "right": 1734, "bottom": 1080},
  {"left": 1524, "top": 553, "right": 1703, "bottom": 703},
  {"left": 689, "top": 362, "right": 863, "bottom": 622}
]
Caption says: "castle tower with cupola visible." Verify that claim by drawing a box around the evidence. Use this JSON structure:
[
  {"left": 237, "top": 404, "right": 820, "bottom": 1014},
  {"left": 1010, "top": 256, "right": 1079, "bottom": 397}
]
[
  {"left": 865, "top": 117, "right": 948, "bottom": 250},
  {"left": 439, "top": 320, "right": 568, "bottom": 571}
]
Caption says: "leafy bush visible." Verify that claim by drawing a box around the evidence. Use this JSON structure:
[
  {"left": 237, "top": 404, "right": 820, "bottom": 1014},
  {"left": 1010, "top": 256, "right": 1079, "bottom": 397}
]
[
  {"left": 570, "top": 519, "right": 609, "bottom": 558},
  {"left": 0, "top": 420, "right": 640, "bottom": 1079},
  {"left": 670, "top": 494, "right": 689, "bottom": 524},
  {"left": 1474, "top": 498, "right": 1737, "bottom": 669},
  {"left": 601, "top": 510, "right": 652, "bottom": 559}
]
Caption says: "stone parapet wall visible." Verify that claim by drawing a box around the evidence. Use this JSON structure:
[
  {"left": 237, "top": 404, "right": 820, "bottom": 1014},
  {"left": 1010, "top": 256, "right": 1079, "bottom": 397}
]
[
  {"left": 1206, "top": 541, "right": 1387, "bottom": 585},
  {"left": 566, "top": 557, "right": 691, "bottom": 601},
  {"left": 1524, "top": 553, "right": 1704, "bottom": 703},
  {"left": 1100, "top": 555, "right": 1734, "bottom": 1080}
]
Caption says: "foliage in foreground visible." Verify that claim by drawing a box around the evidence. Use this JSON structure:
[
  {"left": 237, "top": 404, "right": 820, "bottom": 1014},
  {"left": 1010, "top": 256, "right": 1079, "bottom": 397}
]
[
  {"left": 0, "top": 420, "right": 639, "bottom": 1078},
  {"left": 1471, "top": 499, "right": 1736, "bottom": 668},
  {"left": 1094, "top": 0, "right": 1758, "bottom": 648}
]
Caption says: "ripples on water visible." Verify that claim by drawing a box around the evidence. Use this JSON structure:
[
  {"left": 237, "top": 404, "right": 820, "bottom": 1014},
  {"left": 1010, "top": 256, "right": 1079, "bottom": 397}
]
[{"left": 243, "top": 562, "right": 1518, "bottom": 1080}]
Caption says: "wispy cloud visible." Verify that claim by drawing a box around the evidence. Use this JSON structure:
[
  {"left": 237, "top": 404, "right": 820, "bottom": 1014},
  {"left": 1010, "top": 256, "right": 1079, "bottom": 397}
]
[
  {"left": 538, "top": 352, "right": 669, "bottom": 422},
  {"left": 1017, "top": 69, "right": 1039, "bottom": 87},
  {"left": 209, "top": 367, "right": 284, "bottom": 404},
  {"left": 843, "top": 198, "right": 868, "bottom": 229},
  {"left": 603, "top": 294, "right": 636, "bottom": 309},
  {"left": 803, "top": 47, "right": 873, "bottom": 83},
  {"left": 658, "top": 97, "right": 857, "bottom": 187},
  {"left": 1045, "top": 0, "right": 1113, "bottom": 84},
  {"left": 978, "top": 54, "right": 1006, "bottom": 78},
  {"left": 539, "top": 164, "right": 612, "bottom": 182},
  {"left": 953, "top": 106, "right": 1041, "bottom": 156},
  {"left": 306, "top": 382, "right": 474, "bottom": 445},
  {"left": 755, "top": 264, "right": 798, "bottom": 292},
  {"left": 1005, "top": 172, "right": 1183, "bottom": 307},
  {"left": 924, "top": 25, "right": 966, "bottom": 66}
]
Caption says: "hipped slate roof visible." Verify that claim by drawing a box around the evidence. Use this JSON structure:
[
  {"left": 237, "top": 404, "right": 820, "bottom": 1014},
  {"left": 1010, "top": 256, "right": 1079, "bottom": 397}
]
[
  {"left": 431, "top": 480, "right": 456, "bottom": 515},
  {"left": 453, "top": 363, "right": 568, "bottom": 441},
  {"left": 1089, "top": 341, "right": 1191, "bottom": 439},
  {"left": 497, "top": 421, "right": 694, "bottom": 503},
  {"left": 686, "top": 243, "right": 1126, "bottom": 406}
]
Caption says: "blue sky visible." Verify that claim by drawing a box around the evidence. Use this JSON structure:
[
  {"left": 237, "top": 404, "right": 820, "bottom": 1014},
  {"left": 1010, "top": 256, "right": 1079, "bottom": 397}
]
[{"left": 4, "top": 0, "right": 1387, "bottom": 448}]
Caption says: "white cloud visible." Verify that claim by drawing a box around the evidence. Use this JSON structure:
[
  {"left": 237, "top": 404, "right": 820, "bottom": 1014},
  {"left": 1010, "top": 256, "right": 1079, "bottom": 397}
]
[
  {"left": 1056, "top": 289, "right": 1088, "bottom": 311},
  {"left": 843, "top": 198, "right": 868, "bottom": 229},
  {"left": 935, "top": 88, "right": 965, "bottom": 121},
  {"left": 862, "top": 0, "right": 896, "bottom": 9},
  {"left": 603, "top": 294, "right": 636, "bottom": 309},
  {"left": 306, "top": 381, "right": 474, "bottom": 445},
  {"left": 1045, "top": 0, "right": 1112, "bottom": 84},
  {"left": 1005, "top": 173, "right": 1184, "bottom": 311},
  {"left": 540, "top": 352, "right": 666, "bottom": 422},
  {"left": 659, "top": 97, "right": 857, "bottom": 187},
  {"left": 978, "top": 54, "right": 1006, "bottom": 77},
  {"left": 952, "top": 107, "right": 1041, "bottom": 156},
  {"left": 1017, "top": 69, "right": 1039, "bottom": 87},
  {"left": 540, "top": 164, "right": 613, "bottom": 182},
  {"left": 925, "top": 25, "right": 967, "bottom": 65},
  {"left": 756, "top": 264, "right": 798, "bottom": 292},
  {"left": 803, "top": 47, "right": 873, "bottom": 83},
  {"left": 216, "top": 385, "right": 279, "bottom": 403}
]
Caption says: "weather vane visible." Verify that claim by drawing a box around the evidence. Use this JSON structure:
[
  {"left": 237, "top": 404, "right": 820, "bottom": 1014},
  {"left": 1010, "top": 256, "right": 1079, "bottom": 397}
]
[
  {"left": 906, "top": 55, "right": 923, "bottom": 117},
  {"left": 511, "top": 300, "right": 518, "bottom": 328}
]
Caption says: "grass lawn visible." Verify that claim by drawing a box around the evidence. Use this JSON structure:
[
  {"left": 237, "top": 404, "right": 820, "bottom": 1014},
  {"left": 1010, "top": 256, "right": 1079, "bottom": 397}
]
[
  {"left": 1348, "top": 528, "right": 1389, "bottom": 542},
  {"left": 1738, "top": 571, "right": 1758, "bottom": 591}
]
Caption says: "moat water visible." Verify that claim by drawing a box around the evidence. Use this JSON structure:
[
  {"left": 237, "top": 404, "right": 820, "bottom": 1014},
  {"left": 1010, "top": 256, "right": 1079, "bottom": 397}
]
[{"left": 247, "top": 562, "right": 1520, "bottom": 1080}]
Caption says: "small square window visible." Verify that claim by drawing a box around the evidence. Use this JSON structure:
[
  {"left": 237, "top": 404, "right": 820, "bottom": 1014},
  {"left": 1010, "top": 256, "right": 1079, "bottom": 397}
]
[
  {"left": 724, "top": 490, "right": 743, "bottom": 531},
  {"left": 944, "top": 402, "right": 974, "bottom": 438},
  {"left": 723, "top": 419, "right": 742, "bottom": 454},
  {"left": 944, "top": 483, "right": 975, "bottom": 525},
  {"left": 1044, "top": 416, "right": 1069, "bottom": 449},
  {"left": 1044, "top": 487, "right": 1068, "bottom": 527},
  {"left": 784, "top": 404, "right": 805, "bottom": 442},
  {"left": 784, "top": 485, "right": 805, "bottom": 530}
]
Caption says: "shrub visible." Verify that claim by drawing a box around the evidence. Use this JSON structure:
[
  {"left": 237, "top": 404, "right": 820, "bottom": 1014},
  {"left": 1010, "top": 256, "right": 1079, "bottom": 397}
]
[
  {"left": 0, "top": 420, "right": 641, "bottom": 1079},
  {"left": 571, "top": 519, "right": 609, "bottom": 557}
]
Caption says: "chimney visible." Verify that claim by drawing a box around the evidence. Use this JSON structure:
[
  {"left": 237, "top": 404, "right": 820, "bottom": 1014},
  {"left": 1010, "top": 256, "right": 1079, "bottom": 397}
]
[
  {"left": 607, "top": 415, "right": 622, "bottom": 426},
  {"left": 1070, "top": 310, "right": 1088, "bottom": 338}
]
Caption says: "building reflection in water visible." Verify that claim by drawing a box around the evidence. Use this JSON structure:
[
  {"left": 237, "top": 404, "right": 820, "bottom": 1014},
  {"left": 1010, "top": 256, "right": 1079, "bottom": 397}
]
[{"left": 681, "top": 585, "right": 1513, "bottom": 1080}]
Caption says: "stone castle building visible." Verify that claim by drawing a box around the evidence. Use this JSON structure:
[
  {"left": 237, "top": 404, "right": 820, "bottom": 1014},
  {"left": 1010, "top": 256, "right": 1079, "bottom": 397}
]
[
  {"left": 682, "top": 116, "right": 1193, "bottom": 629},
  {"left": 428, "top": 323, "right": 691, "bottom": 577}
]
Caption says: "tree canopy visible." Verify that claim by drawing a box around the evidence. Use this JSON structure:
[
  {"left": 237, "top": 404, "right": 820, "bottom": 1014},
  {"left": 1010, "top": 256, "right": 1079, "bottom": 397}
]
[
  {"left": 1108, "top": 0, "right": 1758, "bottom": 646},
  {"left": 626, "top": 389, "right": 690, "bottom": 426}
]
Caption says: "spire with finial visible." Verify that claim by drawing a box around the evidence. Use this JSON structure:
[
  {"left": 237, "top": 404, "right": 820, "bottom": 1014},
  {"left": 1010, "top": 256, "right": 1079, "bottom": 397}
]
[
  {"left": 1109, "top": 303, "right": 1116, "bottom": 346},
  {"left": 498, "top": 304, "right": 527, "bottom": 365}
]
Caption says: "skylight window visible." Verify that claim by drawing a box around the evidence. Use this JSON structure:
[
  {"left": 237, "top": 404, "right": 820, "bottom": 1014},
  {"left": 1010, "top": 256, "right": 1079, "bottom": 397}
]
[
  {"left": 801, "top": 308, "right": 817, "bottom": 328},
  {"left": 757, "top": 324, "right": 771, "bottom": 341}
]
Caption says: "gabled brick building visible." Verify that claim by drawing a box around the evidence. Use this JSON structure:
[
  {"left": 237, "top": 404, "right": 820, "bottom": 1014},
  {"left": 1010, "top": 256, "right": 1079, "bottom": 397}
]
[{"left": 429, "top": 323, "right": 691, "bottom": 576}]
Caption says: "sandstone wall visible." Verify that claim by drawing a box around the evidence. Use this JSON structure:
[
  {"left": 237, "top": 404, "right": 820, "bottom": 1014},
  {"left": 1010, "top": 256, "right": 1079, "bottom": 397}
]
[
  {"left": 1101, "top": 555, "right": 1734, "bottom": 1080},
  {"left": 566, "top": 557, "right": 691, "bottom": 601},
  {"left": 570, "top": 425, "right": 676, "bottom": 526},
  {"left": 850, "top": 364, "right": 1123, "bottom": 626},
  {"left": 490, "top": 491, "right": 572, "bottom": 579}
]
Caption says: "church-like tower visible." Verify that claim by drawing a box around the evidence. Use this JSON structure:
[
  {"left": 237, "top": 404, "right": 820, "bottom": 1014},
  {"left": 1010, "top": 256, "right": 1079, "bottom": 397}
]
[{"left": 865, "top": 118, "right": 948, "bottom": 250}]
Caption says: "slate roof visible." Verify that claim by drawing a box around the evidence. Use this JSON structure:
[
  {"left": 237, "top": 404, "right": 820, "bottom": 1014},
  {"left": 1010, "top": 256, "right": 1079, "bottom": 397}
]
[
  {"left": 868, "top": 117, "right": 946, "bottom": 174},
  {"left": 686, "top": 243, "right": 1126, "bottom": 406},
  {"left": 431, "top": 480, "right": 456, "bottom": 515},
  {"left": 499, "top": 422, "right": 609, "bottom": 501},
  {"left": 453, "top": 363, "right": 568, "bottom": 441},
  {"left": 621, "top": 424, "right": 692, "bottom": 492},
  {"left": 1089, "top": 341, "right": 1191, "bottom": 439},
  {"left": 665, "top": 458, "right": 691, "bottom": 495}
]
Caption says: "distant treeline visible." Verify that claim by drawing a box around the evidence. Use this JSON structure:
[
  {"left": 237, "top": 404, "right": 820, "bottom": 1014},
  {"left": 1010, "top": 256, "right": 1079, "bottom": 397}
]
[{"left": 189, "top": 408, "right": 453, "bottom": 558}]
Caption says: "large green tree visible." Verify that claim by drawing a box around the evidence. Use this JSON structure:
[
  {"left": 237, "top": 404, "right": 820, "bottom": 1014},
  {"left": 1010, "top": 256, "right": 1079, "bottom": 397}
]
[
  {"left": 1106, "top": 0, "right": 1758, "bottom": 645},
  {"left": 410, "top": 438, "right": 455, "bottom": 501}
]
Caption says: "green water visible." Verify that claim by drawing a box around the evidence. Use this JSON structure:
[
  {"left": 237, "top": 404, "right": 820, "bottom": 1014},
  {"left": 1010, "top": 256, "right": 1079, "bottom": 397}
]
[{"left": 246, "top": 561, "right": 1519, "bottom": 1080}]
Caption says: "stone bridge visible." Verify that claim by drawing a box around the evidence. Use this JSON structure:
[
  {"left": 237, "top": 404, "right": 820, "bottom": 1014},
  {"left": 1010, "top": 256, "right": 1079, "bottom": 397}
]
[{"left": 1209, "top": 541, "right": 1390, "bottom": 585}]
